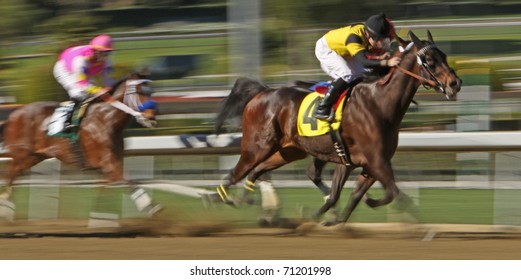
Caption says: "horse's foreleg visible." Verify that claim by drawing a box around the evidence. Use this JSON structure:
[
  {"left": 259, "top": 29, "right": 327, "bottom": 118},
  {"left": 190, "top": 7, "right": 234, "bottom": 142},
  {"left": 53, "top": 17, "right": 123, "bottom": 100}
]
[
  {"left": 96, "top": 151, "right": 162, "bottom": 216},
  {"left": 364, "top": 161, "right": 400, "bottom": 208},
  {"left": 313, "top": 164, "right": 353, "bottom": 221},
  {"left": 0, "top": 155, "right": 44, "bottom": 200},
  {"left": 306, "top": 158, "right": 330, "bottom": 196},
  {"left": 339, "top": 171, "right": 376, "bottom": 223}
]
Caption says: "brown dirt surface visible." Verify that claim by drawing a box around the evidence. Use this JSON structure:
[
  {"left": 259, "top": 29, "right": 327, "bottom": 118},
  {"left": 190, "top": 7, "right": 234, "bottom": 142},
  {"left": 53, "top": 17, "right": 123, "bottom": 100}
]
[{"left": 1, "top": 219, "right": 521, "bottom": 260}]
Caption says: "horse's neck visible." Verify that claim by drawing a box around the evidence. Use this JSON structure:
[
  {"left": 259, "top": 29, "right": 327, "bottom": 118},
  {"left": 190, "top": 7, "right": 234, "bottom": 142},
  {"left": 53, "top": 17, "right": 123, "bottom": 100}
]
[
  {"left": 99, "top": 85, "right": 131, "bottom": 129},
  {"left": 383, "top": 50, "right": 421, "bottom": 124}
]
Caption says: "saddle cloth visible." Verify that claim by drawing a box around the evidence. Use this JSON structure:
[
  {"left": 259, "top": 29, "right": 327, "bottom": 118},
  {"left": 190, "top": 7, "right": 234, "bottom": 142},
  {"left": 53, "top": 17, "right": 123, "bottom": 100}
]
[
  {"left": 47, "top": 101, "right": 75, "bottom": 136},
  {"left": 297, "top": 90, "right": 347, "bottom": 137}
]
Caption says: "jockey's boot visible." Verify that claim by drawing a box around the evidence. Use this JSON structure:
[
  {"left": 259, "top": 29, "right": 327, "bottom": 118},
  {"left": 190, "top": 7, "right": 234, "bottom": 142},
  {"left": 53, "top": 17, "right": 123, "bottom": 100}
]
[
  {"left": 62, "top": 100, "right": 81, "bottom": 133},
  {"left": 314, "top": 78, "right": 348, "bottom": 122}
]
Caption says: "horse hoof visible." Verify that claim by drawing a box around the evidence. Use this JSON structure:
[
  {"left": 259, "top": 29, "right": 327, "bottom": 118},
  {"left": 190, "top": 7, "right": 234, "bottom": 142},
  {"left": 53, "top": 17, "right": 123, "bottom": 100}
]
[
  {"left": 223, "top": 198, "right": 237, "bottom": 208},
  {"left": 0, "top": 199, "right": 15, "bottom": 223},
  {"left": 147, "top": 204, "right": 164, "bottom": 216},
  {"left": 296, "top": 222, "right": 318, "bottom": 236},
  {"left": 365, "top": 198, "right": 378, "bottom": 208},
  {"left": 319, "top": 220, "right": 339, "bottom": 227}
]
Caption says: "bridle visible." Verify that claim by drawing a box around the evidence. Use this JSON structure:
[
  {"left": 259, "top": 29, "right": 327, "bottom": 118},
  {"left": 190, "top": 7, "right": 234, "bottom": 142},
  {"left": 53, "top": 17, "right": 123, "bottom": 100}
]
[
  {"left": 396, "top": 43, "right": 447, "bottom": 95},
  {"left": 124, "top": 79, "right": 153, "bottom": 111},
  {"left": 380, "top": 42, "right": 447, "bottom": 96}
]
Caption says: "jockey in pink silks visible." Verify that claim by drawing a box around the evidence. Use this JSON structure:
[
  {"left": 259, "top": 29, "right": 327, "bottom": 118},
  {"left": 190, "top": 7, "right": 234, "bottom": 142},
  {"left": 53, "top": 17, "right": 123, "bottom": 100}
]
[{"left": 53, "top": 34, "right": 115, "bottom": 131}]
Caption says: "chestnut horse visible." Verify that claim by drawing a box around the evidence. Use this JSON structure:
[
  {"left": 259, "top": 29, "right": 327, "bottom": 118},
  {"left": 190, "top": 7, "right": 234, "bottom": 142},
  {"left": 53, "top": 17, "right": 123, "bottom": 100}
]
[
  {"left": 0, "top": 72, "right": 161, "bottom": 215},
  {"left": 214, "top": 31, "right": 461, "bottom": 223}
]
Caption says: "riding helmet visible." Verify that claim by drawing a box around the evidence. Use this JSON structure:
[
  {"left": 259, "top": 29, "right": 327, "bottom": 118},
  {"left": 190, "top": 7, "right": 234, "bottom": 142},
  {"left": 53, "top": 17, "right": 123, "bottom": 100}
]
[
  {"left": 365, "top": 13, "right": 393, "bottom": 39},
  {"left": 90, "top": 34, "right": 113, "bottom": 51}
]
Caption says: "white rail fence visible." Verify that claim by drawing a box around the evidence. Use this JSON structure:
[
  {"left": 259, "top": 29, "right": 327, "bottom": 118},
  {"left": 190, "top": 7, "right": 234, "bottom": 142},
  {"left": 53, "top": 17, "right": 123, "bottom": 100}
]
[
  {"left": 121, "top": 131, "right": 521, "bottom": 155},
  {"left": 1, "top": 131, "right": 521, "bottom": 225}
]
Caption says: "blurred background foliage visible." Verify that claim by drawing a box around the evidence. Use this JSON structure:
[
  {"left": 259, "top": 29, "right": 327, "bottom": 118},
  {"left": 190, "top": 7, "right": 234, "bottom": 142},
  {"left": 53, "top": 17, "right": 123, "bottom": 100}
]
[{"left": 2, "top": 0, "right": 521, "bottom": 133}]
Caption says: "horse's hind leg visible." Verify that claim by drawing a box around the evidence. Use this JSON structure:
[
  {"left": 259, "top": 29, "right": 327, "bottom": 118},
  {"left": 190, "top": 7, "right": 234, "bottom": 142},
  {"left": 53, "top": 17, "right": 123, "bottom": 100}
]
[
  {"left": 216, "top": 139, "right": 278, "bottom": 203},
  {"left": 0, "top": 154, "right": 45, "bottom": 200},
  {"left": 233, "top": 148, "right": 306, "bottom": 203}
]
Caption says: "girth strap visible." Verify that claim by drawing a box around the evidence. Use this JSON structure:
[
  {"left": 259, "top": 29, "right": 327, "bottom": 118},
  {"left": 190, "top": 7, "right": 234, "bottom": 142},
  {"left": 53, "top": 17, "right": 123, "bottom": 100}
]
[{"left": 328, "top": 124, "right": 352, "bottom": 166}]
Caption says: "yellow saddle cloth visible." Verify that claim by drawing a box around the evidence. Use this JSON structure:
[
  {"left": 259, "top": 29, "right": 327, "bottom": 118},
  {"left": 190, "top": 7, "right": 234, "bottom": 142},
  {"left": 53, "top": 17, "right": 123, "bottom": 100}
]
[{"left": 297, "top": 91, "right": 346, "bottom": 137}]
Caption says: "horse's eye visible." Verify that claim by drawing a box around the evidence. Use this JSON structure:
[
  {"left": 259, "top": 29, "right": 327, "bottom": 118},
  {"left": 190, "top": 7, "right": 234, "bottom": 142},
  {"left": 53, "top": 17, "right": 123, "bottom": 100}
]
[{"left": 425, "top": 56, "right": 437, "bottom": 70}]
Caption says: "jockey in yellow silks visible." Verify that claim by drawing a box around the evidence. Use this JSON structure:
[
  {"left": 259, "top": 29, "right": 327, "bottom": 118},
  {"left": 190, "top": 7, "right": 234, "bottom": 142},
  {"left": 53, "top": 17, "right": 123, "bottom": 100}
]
[{"left": 314, "top": 13, "right": 401, "bottom": 121}]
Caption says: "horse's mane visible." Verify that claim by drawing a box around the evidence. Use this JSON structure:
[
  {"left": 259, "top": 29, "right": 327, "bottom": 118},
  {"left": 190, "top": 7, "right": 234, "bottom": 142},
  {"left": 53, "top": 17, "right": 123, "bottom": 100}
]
[
  {"left": 107, "top": 71, "right": 149, "bottom": 98},
  {"left": 109, "top": 78, "right": 127, "bottom": 95}
]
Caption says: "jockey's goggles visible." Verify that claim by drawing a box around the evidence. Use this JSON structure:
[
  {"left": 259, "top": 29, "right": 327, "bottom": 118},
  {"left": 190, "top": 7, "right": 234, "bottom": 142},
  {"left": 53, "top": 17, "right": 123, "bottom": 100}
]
[{"left": 100, "top": 50, "right": 112, "bottom": 56}]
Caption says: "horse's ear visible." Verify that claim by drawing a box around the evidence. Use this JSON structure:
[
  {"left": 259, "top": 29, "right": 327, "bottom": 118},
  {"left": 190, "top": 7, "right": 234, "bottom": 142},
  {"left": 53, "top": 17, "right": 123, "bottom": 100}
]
[
  {"left": 138, "top": 66, "right": 151, "bottom": 78},
  {"left": 395, "top": 35, "right": 408, "bottom": 48},
  {"left": 408, "top": 31, "right": 422, "bottom": 47},
  {"left": 427, "top": 30, "right": 435, "bottom": 44}
]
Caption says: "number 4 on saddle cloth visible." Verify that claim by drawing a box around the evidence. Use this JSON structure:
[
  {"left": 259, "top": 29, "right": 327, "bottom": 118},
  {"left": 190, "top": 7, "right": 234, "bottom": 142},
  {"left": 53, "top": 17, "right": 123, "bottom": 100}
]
[{"left": 298, "top": 81, "right": 351, "bottom": 137}]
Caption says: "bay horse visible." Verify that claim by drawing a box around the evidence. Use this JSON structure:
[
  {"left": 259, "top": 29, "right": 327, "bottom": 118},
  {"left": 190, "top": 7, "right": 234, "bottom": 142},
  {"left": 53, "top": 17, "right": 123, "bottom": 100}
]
[
  {"left": 214, "top": 79, "right": 333, "bottom": 200},
  {"left": 0, "top": 71, "right": 161, "bottom": 216},
  {"left": 214, "top": 31, "right": 461, "bottom": 223}
]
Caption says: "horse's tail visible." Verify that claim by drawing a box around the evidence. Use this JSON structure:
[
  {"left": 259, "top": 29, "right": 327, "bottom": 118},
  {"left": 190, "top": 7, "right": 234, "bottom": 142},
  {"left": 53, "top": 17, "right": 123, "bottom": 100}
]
[
  {"left": 0, "top": 121, "right": 5, "bottom": 144},
  {"left": 214, "top": 77, "right": 268, "bottom": 135}
]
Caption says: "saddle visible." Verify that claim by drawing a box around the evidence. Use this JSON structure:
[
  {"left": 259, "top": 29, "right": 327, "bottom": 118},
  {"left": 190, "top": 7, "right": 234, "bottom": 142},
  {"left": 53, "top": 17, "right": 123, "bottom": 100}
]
[
  {"left": 297, "top": 90, "right": 346, "bottom": 137},
  {"left": 298, "top": 81, "right": 359, "bottom": 166}
]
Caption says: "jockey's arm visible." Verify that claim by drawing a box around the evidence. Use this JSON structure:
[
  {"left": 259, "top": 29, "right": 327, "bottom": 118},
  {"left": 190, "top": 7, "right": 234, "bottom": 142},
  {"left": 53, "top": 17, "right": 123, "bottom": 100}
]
[
  {"left": 72, "top": 56, "right": 112, "bottom": 95},
  {"left": 354, "top": 51, "right": 384, "bottom": 68},
  {"left": 346, "top": 36, "right": 391, "bottom": 68},
  {"left": 102, "top": 58, "right": 116, "bottom": 86},
  {"left": 77, "top": 72, "right": 103, "bottom": 95},
  {"left": 71, "top": 58, "right": 102, "bottom": 95}
]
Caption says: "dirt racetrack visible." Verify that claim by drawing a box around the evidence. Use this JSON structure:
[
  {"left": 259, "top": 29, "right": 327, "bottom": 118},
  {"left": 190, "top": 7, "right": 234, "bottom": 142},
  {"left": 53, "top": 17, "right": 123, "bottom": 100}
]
[
  {"left": 1, "top": 220, "right": 521, "bottom": 260},
  {"left": 3, "top": 236, "right": 521, "bottom": 260}
]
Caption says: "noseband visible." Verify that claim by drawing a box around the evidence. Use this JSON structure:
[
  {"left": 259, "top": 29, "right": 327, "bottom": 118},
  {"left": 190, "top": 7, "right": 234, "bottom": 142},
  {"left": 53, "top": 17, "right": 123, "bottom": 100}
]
[{"left": 124, "top": 79, "right": 152, "bottom": 111}]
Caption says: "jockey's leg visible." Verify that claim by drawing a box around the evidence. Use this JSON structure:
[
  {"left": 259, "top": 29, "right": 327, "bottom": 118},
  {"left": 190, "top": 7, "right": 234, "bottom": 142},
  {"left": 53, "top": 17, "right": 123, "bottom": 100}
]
[
  {"left": 316, "top": 78, "right": 363, "bottom": 122},
  {"left": 315, "top": 78, "right": 348, "bottom": 121},
  {"left": 63, "top": 89, "right": 88, "bottom": 132},
  {"left": 63, "top": 98, "right": 82, "bottom": 132}
]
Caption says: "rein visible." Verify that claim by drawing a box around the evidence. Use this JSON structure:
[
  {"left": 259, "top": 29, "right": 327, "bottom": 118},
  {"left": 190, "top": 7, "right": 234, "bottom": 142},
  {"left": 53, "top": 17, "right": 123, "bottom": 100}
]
[
  {"left": 395, "top": 65, "right": 437, "bottom": 87},
  {"left": 88, "top": 79, "right": 156, "bottom": 128}
]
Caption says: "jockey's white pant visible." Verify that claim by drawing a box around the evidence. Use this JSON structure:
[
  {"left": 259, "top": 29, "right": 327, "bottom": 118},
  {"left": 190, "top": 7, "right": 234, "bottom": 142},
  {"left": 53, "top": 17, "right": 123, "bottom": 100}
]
[
  {"left": 315, "top": 36, "right": 366, "bottom": 83},
  {"left": 53, "top": 60, "right": 89, "bottom": 101}
]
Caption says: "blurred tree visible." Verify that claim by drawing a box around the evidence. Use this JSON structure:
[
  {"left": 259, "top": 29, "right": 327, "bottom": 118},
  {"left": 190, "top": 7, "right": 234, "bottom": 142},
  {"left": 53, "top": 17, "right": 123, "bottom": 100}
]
[
  {"left": 54, "top": 0, "right": 103, "bottom": 10},
  {"left": 135, "top": 0, "right": 198, "bottom": 6},
  {"left": 34, "top": 13, "right": 108, "bottom": 53},
  {"left": 262, "top": 0, "right": 409, "bottom": 28},
  {"left": 0, "top": 0, "right": 43, "bottom": 40}
]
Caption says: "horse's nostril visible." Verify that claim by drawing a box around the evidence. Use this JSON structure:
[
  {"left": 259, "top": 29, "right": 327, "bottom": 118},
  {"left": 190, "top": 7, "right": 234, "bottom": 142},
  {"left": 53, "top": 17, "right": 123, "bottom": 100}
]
[{"left": 450, "top": 79, "right": 461, "bottom": 90}]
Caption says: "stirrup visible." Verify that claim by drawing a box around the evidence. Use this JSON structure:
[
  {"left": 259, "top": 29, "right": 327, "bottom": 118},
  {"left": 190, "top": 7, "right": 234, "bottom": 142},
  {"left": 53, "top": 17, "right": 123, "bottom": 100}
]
[
  {"left": 315, "top": 110, "right": 335, "bottom": 122},
  {"left": 62, "top": 124, "right": 78, "bottom": 133},
  {"left": 325, "top": 110, "right": 336, "bottom": 122},
  {"left": 315, "top": 108, "right": 332, "bottom": 120}
]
